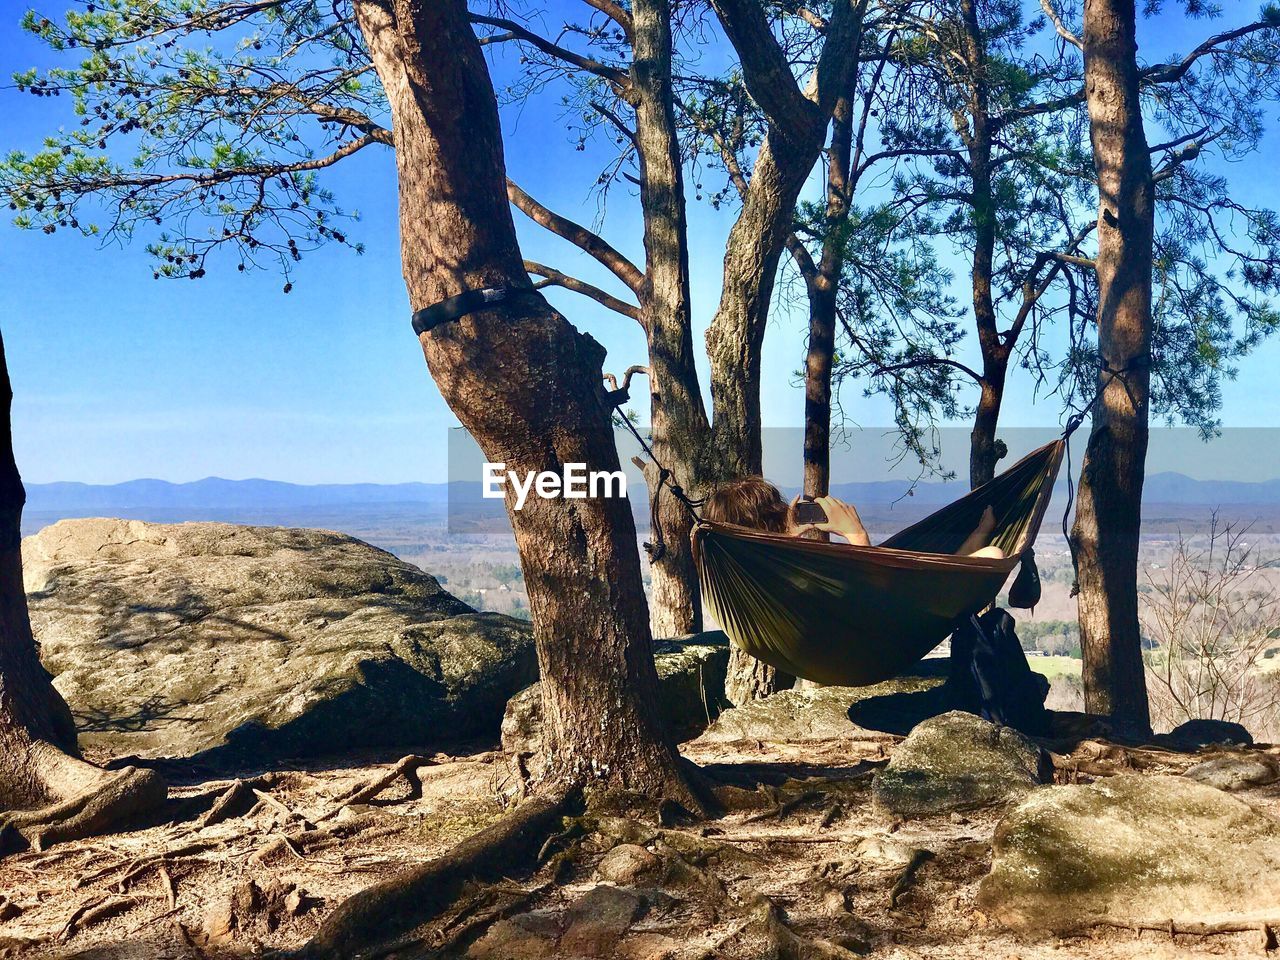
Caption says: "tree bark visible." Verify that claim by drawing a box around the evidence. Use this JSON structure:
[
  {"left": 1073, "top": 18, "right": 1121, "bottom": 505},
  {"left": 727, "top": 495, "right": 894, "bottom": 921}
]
[
  {"left": 631, "top": 0, "right": 710, "bottom": 639},
  {"left": 1071, "top": 0, "right": 1154, "bottom": 732},
  {"left": 0, "top": 331, "right": 165, "bottom": 849},
  {"left": 802, "top": 90, "right": 856, "bottom": 503},
  {"left": 958, "top": 0, "right": 1010, "bottom": 490},
  {"left": 354, "top": 0, "right": 699, "bottom": 805},
  {"left": 710, "top": 0, "right": 867, "bottom": 702}
]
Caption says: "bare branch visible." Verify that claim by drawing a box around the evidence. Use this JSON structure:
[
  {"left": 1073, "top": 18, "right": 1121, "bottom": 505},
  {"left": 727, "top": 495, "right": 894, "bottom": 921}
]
[
  {"left": 1039, "top": 0, "right": 1082, "bottom": 50},
  {"left": 871, "top": 355, "right": 984, "bottom": 384},
  {"left": 507, "top": 180, "right": 646, "bottom": 295},
  {"left": 581, "top": 0, "right": 635, "bottom": 42},
  {"left": 469, "top": 13, "right": 632, "bottom": 90},
  {"left": 525, "top": 260, "right": 642, "bottom": 322}
]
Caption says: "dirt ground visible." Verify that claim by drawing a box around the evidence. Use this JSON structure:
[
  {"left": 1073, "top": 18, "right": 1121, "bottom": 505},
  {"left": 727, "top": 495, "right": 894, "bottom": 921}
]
[{"left": 1, "top": 732, "right": 1277, "bottom": 959}]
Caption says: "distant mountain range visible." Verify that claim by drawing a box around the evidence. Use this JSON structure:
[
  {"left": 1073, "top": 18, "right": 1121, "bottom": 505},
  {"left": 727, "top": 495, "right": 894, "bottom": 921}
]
[{"left": 24, "top": 471, "right": 1280, "bottom": 511}]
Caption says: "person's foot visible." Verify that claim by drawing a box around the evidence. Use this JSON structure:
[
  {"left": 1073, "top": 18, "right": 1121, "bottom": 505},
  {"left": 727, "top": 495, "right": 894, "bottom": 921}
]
[{"left": 976, "top": 504, "right": 997, "bottom": 539}]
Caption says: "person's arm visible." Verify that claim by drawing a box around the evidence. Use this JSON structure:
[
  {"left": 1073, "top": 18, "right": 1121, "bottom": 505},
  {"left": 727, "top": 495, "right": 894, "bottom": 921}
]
[{"left": 802, "top": 496, "right": 871, "bottom": 546}]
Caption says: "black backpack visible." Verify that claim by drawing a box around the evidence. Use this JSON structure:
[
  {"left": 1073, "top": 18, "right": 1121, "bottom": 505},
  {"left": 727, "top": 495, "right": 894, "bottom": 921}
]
[{"left": 947, "top": 608, "right": 1051, "bottom": 737}]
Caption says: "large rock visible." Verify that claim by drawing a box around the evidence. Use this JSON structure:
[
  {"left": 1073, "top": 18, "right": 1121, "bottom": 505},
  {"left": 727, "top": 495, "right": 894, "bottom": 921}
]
[
  {"left": 502, "top": 632, "right": 730, "bottom": 759},
  {"left": 694, "top": 671, "right": 948, "bottom": 745},
  {"left": 25, "top": 518, "right": 537, "bottom": 761},
  {"left": 871, "top": 710, "right": 1050, "bottom": 818},
  {"left": 1183, "top": 752, "right": 1280, "bottom": 792},
  {"left": 978, "top": 773, "right": 1280, "bottom": 932}
]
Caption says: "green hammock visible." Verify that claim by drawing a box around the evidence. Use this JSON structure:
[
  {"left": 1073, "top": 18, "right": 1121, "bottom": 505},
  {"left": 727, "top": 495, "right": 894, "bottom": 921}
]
[{"left": 691, "top": 439, "right": 1066, "bottom": 686}]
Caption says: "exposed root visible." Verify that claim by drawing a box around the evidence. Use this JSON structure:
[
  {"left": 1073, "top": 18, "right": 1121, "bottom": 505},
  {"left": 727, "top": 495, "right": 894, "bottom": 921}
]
[
  {"left": 58, "top": 894, "right": 142, "bottom": 941},
  {"left": 1061, "top": 917, "right": 1280, "bottom": 950},
  {"left": 319, "top": 754, "right": 433, "bottom": 822},
  {"left": 201, "top": 780, "right": 256, "bottom": 827},
  {"left": 295, "top": 788, "right": 579, "bottom": 959},
  {"left": 751, "top": 896, "right": 866, "bottom": 959},
  {"left": 1, "top": 764, "right": 166, "bottom": 853},
  {"left": 888, "top": 848, "right": 933, "bottom": 908}
]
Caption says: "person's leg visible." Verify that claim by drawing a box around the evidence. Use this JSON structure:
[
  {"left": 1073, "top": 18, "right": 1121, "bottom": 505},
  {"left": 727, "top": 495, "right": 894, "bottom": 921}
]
[{"left": 957, "top": 505, "right": 1000, "bottom": 557}]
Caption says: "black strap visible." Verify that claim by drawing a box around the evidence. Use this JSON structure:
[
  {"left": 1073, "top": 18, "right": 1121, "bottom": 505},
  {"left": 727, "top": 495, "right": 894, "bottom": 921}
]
[{"left": 411, "top": 286, "right": 532, "bottom": 336}]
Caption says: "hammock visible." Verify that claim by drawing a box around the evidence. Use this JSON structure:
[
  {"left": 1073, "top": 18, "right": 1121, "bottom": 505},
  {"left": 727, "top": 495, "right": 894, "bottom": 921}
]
[{"left": 691, "top": 439, "right": 1066, "bottom": 686}]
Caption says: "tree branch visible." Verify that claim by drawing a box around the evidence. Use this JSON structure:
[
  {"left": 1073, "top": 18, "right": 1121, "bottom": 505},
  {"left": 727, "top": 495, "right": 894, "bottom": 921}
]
[
  {"left": 871, "top": 355, "right": 984, "bottom": 384},
  {"left": 1143, "top": 20, "right": 1279, "bottom": 86},
  {"left": 581, "top": 0, "right": 635, "bottom": 42},
  {"left": 525, "top": 260, "right": 642, "bottom": 321},
  {"left": 469, "top": 13, "right": 632, "bottom": 90},
  {"left": 507, "top": 180, "right": 646, "bottom": 295},
  {"left": 709, "top": 0, "right": 822, "bottom": 142},
  {"left": 1039, "top": 0, "right": 1082, "bottom": 50}
]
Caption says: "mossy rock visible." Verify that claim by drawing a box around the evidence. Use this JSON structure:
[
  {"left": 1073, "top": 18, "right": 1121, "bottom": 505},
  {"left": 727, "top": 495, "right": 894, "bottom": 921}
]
[
  {"left": 871, "top": 710, "right": 1050, "bottom": 819},
  {"left": 694, "top": 672, "right": 947, "bottom": 745},
  {"left": 977, "top": 773, "right": 1280, "bottom": 933},
  {"left": 25, "top": 518, "right": 537, "bottom": 762},
  {"left": 502, "top": 631, "right": 731, "bottom": 760}
]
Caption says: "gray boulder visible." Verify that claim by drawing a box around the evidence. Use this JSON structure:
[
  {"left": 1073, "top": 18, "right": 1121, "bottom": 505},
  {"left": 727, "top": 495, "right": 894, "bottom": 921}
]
[
  {"left": 25, "top": 518, "right": 537, "bottom": 761},
  {"left": 1184, "top": 752, "right": 1280, "bottom": 792},
  {"left": 978, "top": 773, "right": 1280, "bottom": 933},
  {"left": 502, "top": 632, "right": 730, "bottom": 759},
  {"left": 871, "top": 710, "right": 1050, "bottom": 819}
]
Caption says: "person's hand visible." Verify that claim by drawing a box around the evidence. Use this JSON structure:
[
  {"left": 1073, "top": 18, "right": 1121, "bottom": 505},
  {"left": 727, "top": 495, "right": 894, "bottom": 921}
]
[{"left": 796, "top": 495, "right": 871, "bottom": 546}]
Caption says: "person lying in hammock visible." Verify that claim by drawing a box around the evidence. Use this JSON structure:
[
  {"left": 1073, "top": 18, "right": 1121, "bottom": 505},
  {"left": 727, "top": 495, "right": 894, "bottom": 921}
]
[{"left": 703, "top": 476, "right": 1005, "bottom": 559}]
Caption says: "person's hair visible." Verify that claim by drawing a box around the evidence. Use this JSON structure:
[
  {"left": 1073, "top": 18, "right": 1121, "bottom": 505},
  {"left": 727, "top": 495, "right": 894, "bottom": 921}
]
[{"left": 703, "top": 476, "right": 790, "bottom": 532}]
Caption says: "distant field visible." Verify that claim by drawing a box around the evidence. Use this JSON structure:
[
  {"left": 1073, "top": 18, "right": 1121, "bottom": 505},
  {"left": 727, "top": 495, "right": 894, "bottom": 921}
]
[{"left": 1026, "top": 655, "right": 1082, "bottom": 680}]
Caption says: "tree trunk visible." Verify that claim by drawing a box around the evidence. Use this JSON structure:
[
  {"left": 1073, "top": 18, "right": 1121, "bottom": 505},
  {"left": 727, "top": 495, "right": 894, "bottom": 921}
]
[
  {"left": 0, "top": 331, "right": 165, "bottom": 849},
  {"left": 1071, "top": 0, "right": 1153, "bottom": 732},
  {"left": 802, "top": 89, "right": 856, "bottom": 503},
  {"left": 958, "top": 0, "right": 1010, "bottom": 491},
  {"left": 712, "top": 135, "right": 813, "bottom": 703},
  {"left": 803, "top": 278, "right": 837, "bottom": 500},
  {"left": 354, "top": 0, "right": 699, "bottom": 805},
  {"left": 632, "top": 0, "right": 710, "bottom": 639},
  {"left": 969, "top": 370, "right": 1006, "bottom": 487}
]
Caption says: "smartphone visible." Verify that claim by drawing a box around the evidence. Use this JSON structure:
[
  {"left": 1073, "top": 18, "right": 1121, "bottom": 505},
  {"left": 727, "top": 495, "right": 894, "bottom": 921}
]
[{"left": 793, "top": 499, "right": 828, "bottom": 525}]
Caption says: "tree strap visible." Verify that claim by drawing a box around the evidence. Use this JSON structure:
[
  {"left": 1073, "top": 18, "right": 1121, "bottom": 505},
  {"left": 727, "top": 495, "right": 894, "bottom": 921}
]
[{"left": 411, "top": 286, "right": 534, "bottom": 336}]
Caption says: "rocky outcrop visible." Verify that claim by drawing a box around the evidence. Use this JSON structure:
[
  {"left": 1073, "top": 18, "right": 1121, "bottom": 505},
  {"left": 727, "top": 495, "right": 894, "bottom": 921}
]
[
  {"left": 502, "top": 633, "right": 731, "bottom": 762},
  {"left": 978, "top": 773, "right": 1280, "bottom": 933},
  {"left": 24, "top": 518, "right": 537, "bottom": 761},
  {"left": 693, "top": 671, "right": 949, "bottom": 745},
  {"left": 871, "top": 711, "right": 1050, "bottom": 819},
  {"left": 1183, "top": 752, "right": 1280, "bottom": 792}
]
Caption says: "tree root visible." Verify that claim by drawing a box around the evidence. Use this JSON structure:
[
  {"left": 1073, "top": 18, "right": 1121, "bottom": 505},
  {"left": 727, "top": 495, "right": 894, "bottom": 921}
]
[
  {"left": 751, "top": 896, "right": 866, "bottom": 960},
  {"left": 318, "top": 754, "right": 432, "bottom": 821},
  {"left": 293, "top": 788, "right": 579, "bottom": 959},
  {"left": 888, "top": 848, "right": 933, "bottom": 908},
  {"left": 1061, "top": 917, "right": 1279, "bottom": 951},
  {"left": 58, "top": 894, "right": 144, "bottom": 941},
  {"left": 1, "top": 764, "right": 165, "bottom": 853}
]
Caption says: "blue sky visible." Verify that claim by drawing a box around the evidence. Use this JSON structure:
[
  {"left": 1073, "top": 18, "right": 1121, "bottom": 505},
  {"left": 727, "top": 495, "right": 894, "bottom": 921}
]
[{"left": 2, "top": 2, "right": 1280, "bottom": 483}]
